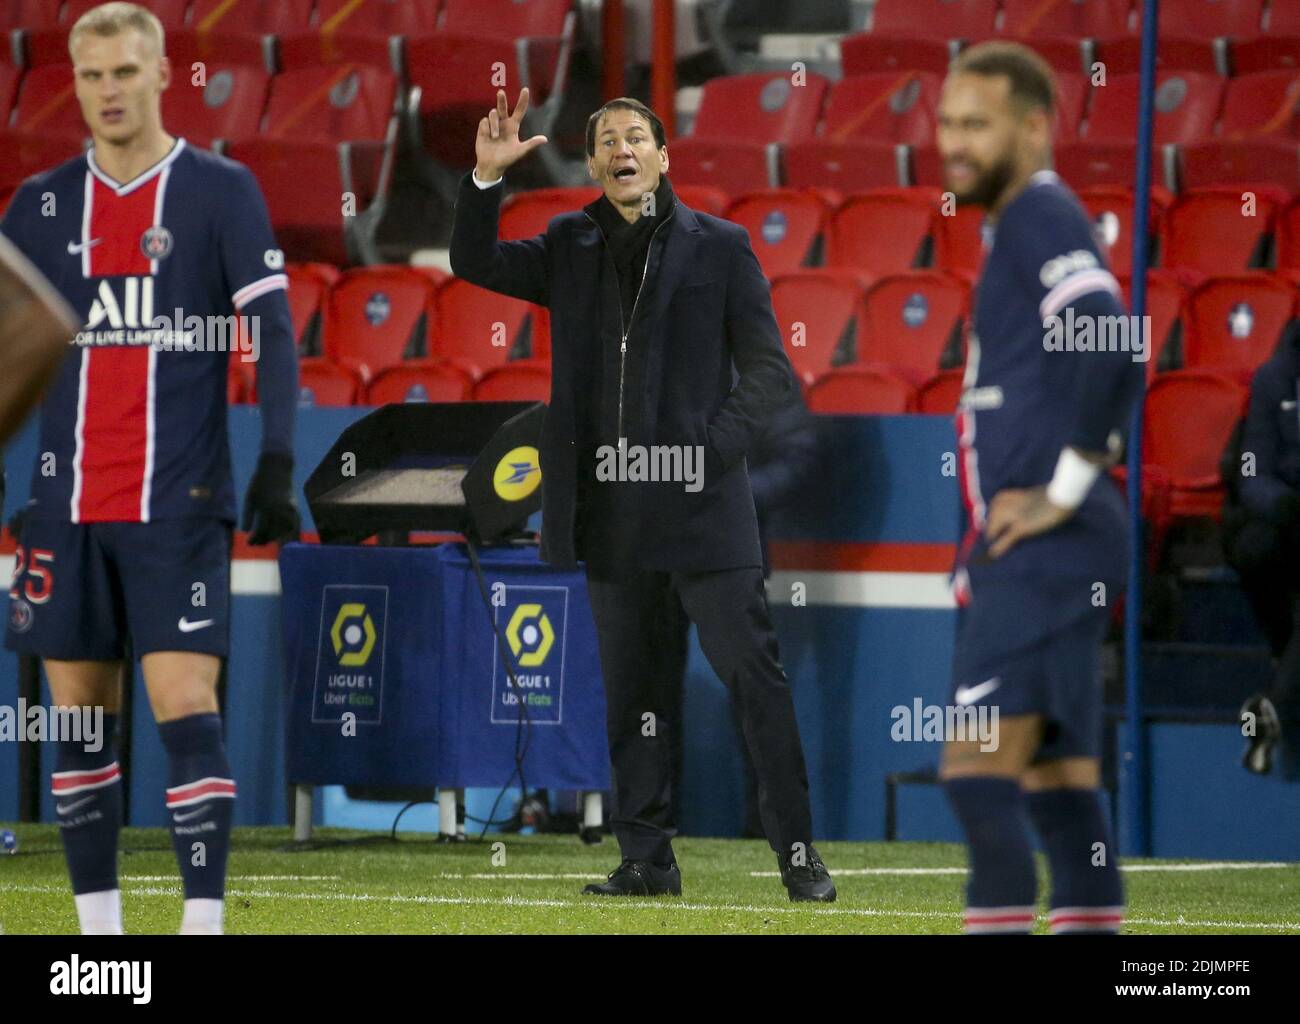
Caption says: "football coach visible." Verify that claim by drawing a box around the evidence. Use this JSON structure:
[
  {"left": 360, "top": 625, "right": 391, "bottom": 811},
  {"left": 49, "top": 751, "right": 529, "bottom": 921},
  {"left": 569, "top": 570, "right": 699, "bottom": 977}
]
[{"left": 451, "top": 88, "right": 834, "bottom": 902}]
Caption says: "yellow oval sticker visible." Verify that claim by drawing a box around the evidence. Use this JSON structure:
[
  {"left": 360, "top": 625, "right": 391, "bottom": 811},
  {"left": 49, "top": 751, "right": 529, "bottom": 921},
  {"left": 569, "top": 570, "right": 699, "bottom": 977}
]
[{"left": 493, "top": 446, "right": 542, "bottom": 501}]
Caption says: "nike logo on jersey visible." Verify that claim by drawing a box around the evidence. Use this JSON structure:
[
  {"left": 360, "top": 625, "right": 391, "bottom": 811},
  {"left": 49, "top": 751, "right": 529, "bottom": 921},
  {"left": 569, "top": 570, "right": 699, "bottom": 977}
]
[
  {"left": 178, "top": 617, "right": 215, "bottom": 633},
  {"left": 56, "top": 795, "right": 96, "bottom": 816},
  {"left": 172, "top": 804, "right": 210, "bottom": 823},
  {"left": 954, "top": 678, "right": 1001, "bottom": 706},
  {"left": 67, "top": 238, "right": 103, "bottom": 255}
]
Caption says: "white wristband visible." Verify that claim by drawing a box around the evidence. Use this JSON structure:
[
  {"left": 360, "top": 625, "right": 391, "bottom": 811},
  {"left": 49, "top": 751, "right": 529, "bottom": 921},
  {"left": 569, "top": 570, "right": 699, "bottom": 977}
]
[
  {"left": 471, "top": 168, "right": 503, "bottom": 189},
  {"left": 1045, "top": 447, "right": 1100, "bottom": 510}
]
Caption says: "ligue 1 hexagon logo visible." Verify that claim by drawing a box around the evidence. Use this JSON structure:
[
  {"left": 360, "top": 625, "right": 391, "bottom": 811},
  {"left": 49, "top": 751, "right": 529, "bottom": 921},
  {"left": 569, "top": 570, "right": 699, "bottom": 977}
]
[{"left": 140, "top": 225, "right": 173, "bottom": 261}]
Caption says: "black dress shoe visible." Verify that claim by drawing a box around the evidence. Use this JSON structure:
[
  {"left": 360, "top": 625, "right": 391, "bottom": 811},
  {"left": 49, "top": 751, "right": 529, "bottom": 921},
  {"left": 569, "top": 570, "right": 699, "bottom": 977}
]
[
  {"left": 582, "top": 858, "right": 682, "bottom": 896},
  {"left": 778, "top": 846, "right": 836, "bottom": 902},
  {"left": 1242, "top": 693, "right": 1282, "bottom": 775}
]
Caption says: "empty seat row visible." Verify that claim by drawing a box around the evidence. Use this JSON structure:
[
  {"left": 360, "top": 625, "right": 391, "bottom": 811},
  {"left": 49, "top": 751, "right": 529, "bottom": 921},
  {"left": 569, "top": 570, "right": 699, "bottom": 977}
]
[
  {"left": 235, "top": 354, "right": 552, "bottom": 407},
  {"left": 668, "top": 68, "right": 1300, "bottom": 196},
  {"left": 231, "top": 263, "right": 550, "bottom": 391},
  {"left": 865, "top": 0, "right": 1291, "bottom": 42}
]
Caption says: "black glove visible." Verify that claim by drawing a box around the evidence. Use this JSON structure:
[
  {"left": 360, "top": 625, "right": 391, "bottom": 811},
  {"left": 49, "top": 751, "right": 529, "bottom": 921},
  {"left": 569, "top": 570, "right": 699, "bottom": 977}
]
[{"left": 241, "top": 451, "right": 300, "bottom": 545}]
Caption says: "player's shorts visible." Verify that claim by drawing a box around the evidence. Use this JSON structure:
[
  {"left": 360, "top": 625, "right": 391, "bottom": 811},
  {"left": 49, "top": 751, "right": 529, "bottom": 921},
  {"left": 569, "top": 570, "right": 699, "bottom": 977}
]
[
  {"left": 951, "top": 574, "right": 1112, "bottom": 762},
  {"left": 5, "top": 517, "right": 231, "bottom": 660}
]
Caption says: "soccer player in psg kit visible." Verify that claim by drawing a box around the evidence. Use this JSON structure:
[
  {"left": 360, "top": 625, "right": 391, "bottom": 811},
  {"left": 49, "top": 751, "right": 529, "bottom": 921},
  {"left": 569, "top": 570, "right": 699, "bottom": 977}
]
[
  {"left": 935, "top": 43, "right": 1144, "bottom": 934},
  {"left": 1, "top": 3, "right": 299, "bottom": 934}
]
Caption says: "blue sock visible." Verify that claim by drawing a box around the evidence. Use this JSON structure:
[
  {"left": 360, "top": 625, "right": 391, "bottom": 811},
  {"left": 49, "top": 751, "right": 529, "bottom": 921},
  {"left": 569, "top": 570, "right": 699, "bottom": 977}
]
[
  {"left": 158, "top": 713, "right": 236, "bottom": 901},
  {"left": 53, "top": 713, "right": 122, "bottom": 895},
  {"left": 944, "top": 777, "right": 1037, "bottom": 933},
  {"left": 1026, "top": 788, "right": 1125, "bottom": 934}
]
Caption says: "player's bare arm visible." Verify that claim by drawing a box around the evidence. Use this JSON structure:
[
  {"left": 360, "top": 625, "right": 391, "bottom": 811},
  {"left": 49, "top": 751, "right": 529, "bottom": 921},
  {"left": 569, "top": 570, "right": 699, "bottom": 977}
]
[
  {"left": 985, "top": 446, "right": 1112, "bottom": 558},
  {"left": 0, "top": 235, "right": 78, "bottom": 445}
]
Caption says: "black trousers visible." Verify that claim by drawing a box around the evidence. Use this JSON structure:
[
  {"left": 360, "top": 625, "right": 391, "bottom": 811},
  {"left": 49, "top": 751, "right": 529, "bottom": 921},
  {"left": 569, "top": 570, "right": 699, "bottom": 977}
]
[
  {"left": 1225, "top": 511, "right": 1300, "bottom": 718},
  {"left": 584, "top": 564, "right": 814, "bottom": 863}
]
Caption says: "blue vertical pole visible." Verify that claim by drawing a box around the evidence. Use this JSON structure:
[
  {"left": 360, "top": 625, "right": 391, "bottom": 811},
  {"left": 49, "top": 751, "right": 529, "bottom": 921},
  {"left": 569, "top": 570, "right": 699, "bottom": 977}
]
[{"left": 1121, "top": 0, "right": 1159, "bottom": 857}]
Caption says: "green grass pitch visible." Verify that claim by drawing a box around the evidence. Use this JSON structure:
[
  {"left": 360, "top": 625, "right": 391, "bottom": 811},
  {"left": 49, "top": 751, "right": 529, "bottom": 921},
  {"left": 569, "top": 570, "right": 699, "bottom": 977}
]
[{"left": 1, "top": 825, "right": 1297, "bottom": 935}]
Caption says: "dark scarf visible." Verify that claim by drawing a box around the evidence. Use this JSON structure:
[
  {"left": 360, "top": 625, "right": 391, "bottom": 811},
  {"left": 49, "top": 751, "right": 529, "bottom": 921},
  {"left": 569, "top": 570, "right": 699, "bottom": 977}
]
[{"left": 591, "top": 173, "right": 677, "bottom": 334}]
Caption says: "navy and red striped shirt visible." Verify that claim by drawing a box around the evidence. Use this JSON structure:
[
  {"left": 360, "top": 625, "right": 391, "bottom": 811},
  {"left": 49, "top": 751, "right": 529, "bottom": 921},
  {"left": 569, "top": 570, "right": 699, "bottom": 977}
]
[{"left": 1, "top": 139, "right": 296, "bottom": 524}]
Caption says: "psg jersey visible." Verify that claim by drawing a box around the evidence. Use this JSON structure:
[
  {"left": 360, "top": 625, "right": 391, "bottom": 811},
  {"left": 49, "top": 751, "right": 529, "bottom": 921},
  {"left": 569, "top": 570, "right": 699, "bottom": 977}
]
[
  {"left": 955, "top": 170, "right": 1143, "bottom": 590},
  {"left": 0, "top": 139, "right": 287, "bottom": 524}
]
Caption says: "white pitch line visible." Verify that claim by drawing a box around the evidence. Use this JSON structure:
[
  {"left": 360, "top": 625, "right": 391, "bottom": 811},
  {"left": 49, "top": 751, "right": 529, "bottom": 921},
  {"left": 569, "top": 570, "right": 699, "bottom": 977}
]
[
  {"left": 2, "top": 883, "right": 1298, "bottom": 931},
  {"left": 749, "top": 862, "right": 1295, "bottom": 878},
  {"left": 122, "top": 875, "right": 342, "bottom": 882}
]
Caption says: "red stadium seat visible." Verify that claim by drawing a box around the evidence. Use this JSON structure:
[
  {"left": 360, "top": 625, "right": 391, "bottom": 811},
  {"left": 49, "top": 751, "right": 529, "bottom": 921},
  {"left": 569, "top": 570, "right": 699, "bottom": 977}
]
[
  {"left": 406, "top": 0, "right": 574, "bottom": 170},
  {"left": 673, "top": 184, "right": 729, "bottom": 216},
  {"left": 1079, "top": 185, "right": 1174, "bottom": 279},
  {"left": 918, "top": 368, "right": 965, "bottom": 414},
  {"left": 723, "top": 189, "right": 829, "bottom": 278},
  {"left": 0, "top": 62, "right": 18, "bottom": 121},
  {"left": 1141, "top": 369, "right": 1249, "bottom": 523},
  {"left": 806, "top": 366, "right": 918, "bottom": 414},
  {"left": 1086, "top": 72, "right": 1223, "bottom": 145},
  {"left": 858, "top": 271, "right": 969, "bottom": 384},
  {"left": 1056, "top": 140, "right": 1147, "bottom": 189},
  {"left": 284, "top": 262, "right": 338, "bottom": 356},
  {"left": 784, "top": 138, "right": 906, "bottom": 192},
  {"left": 162, "top": 29, "right": 270, "bottom": 70},
  {"left": 1272, "top": 193, "right": 1300, "bottom": 271},
  {"left": 499, "top": 187, "right": 599, "bottom": 240},
  {"left": 1160, "top": 186, "right": 1280, "bottom": 281},
  {"left": 227, "top": 65, "right": 397, "bottom": 264},
  {"left": 1000, "top": 0, "right": 1132, "bottom": 38},
  {"left": 932, "top": 203, "right": 985, "bottom": 277},
  {"left": 839, "top": 34, "right": 951, "bottom": 77},
  {"left": 470, "top": 359, "right": 551, "bottom": 402},
  {"left": 1181, "top": 273, "right": 1294, "bottom": 381},
  {"left": 824, "top": 188, "right": 937, "bottom": 277},
  {"left": 869, "top": 0, "right": 997, "bottom": 40},
  {"left": 816, "top": 72, "right": 940, "bottom": 148},
  {"left": 188, "top": 0, "right": 314, "bottom": 35},
  {"left": 671, "top": 72, "right": 829, "bottom": 193},
  {"left": 321, "top": 265, "right": 438, "bottom": 382},
  {"left": 433, "top": 277, "right": 544, "bottom": 378},
  {"left": 10, "top": 64, "right": 86, "bottom": 141},
  {"left": 770, "top": 269, "right": 870, "bottom": 386},
  {"left": 160, "top": 64, "right": 269, "bottom": 147},
  {"left": 1092, "top": 35, "right": 1220, "bottom": 75},
  {"left": 1051, "top": 73, "right": 1090, "bottom": 141},
  {"left": 262, "top": 64, "right": 397, "bottom": 142},
  {"left": 61, "top": 0, "right": 188, "bottom": 29},
  {"left": 0, "top": 129, "right": 84, "bottom": 190},
  {"left": 277, "top": 0, "right": 440, "bottom": 70},
  {"left": 1157, "top": 0, "right": 1263, "bottom": 38},
  {"left": 1218, "top": 71, "right": 1300, "bottom": 140},
  {"left": 1122, "top": 270, "right": 1186, "bottom": 375},
  {"left": 1231, "top": 35, "right": 1300, "bottom": 74},
  {"left": 227, "top": 351, "right": 250, "bottom": 404},
  {"left": 1269, "top": 4, "right": 1300, "bottom": 35},
  {"left": 297, "top": 358, "right": 361, "bottom": 406},
  {"left": 1, "top": 0, "right": 60, "bottom": 31},
  {"left": 1178, "top": 138, "right": 1300, "bottom": 191},
  {"left": 367, "top": 360, "right": 473, "bottom": 405}
]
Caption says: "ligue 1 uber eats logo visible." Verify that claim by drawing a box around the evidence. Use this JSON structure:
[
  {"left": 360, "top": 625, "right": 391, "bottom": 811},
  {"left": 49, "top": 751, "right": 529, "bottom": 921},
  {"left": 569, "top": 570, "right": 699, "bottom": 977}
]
[{"left": 323, "top": 603, "right": 378, "bottom": 711}]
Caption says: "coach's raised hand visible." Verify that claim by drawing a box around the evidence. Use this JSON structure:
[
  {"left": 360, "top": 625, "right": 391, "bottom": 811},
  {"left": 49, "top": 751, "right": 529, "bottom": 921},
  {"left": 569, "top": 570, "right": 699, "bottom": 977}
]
[{"left": 475, "top": 88, "right": 548, "bottom": 183}]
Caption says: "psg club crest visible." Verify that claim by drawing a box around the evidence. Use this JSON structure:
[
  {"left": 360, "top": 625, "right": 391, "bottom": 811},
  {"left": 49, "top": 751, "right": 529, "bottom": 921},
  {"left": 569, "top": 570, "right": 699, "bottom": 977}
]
[
  {"left": 140, "top": 225, "right": 173, "bottom": 261},
  {"left": 9, "top": 598, "right": 33, "bottom": 634}
]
